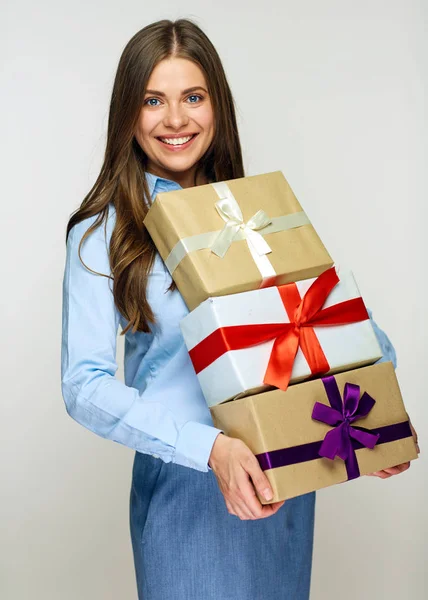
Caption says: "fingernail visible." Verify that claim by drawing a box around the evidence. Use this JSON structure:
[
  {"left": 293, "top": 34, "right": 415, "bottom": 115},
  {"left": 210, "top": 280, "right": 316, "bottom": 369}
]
[{"left": 263, "top": 488, "right": 273, "bottom": 501}]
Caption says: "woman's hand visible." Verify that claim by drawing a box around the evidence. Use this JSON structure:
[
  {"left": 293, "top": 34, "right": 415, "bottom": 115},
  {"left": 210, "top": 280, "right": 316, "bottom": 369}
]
[
  {"left": 367, "top": 418, "right": 419, "bottom": 479},
  {"left": 208, "top": 433, "right": 285, "bottom": 520}
]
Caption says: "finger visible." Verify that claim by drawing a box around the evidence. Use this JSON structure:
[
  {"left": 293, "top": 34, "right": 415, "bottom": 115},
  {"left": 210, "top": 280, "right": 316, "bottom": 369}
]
[
  {"left": 247, "top": 498, "right": 286, "bottom": 519},
  {"left": 235, "top": 471, "right": 266, "bottom": 519},
  {"left": 368, "top": 470, "right": 392, "bottom": 479},
  {"left": 239, "top": 470, "right": 286, "bottom": 519},
  {"left": 231, "top": 500, "right": 254, "bottom": 520},
  {"left": 382, "top": 466, "right": 402, "bottom": 476},
  {"left": 269, "top": 500, "right": 286, "bottom": 515},
  {"left": 235, "top": 473, "right": 279, "bottom": 519},
  {"left": 384, "top": 462, "right": 410, "bottom": 475},
  {"left": 219, "top": 470, "right": 255, "bottom": 519},
  {"left": 225, "top": 494, "right": 253, "bottom": 520},
  {"left": 231, "top": 497, "right": 256, "bottom": 520},
  {"left": 397, "top": 461, "right": 411, "bottom": 472},
  {"left": 242, "top": 454, "right": 273, "bottom": 502},
  {"left": 260, "top": 502, "right": 287, "bottom": 518},
  {"left": 227, "top": 496, "right": 249, "bottom": 519},
  {"left": 225, "top": 500, "right": 236, "bottom": 517},
  {"left": 229, "top": 477, "right": 259, "bottom": 520}
]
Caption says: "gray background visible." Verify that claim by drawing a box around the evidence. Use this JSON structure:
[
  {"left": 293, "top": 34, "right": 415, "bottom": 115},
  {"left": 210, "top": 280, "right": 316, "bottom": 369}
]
[{"left": 2, "top": 1, "right": 426, "bottom": 598}]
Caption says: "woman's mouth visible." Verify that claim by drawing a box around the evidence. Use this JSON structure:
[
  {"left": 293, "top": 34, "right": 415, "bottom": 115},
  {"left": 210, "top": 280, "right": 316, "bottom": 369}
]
[{"left": 156, "top": 133, "right": 199, "bottom": 151}]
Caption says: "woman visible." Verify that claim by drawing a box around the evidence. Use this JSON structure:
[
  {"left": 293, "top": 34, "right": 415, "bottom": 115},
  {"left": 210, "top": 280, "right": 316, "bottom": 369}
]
[{"left": 61, "top": 19, "right": 417, "bottom": 599}]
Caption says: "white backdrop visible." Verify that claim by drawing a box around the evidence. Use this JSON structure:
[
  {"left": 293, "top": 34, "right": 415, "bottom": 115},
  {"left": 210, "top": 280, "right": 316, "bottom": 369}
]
[{"left": 2, "top": 1, "right": 426, "bottom": 598}]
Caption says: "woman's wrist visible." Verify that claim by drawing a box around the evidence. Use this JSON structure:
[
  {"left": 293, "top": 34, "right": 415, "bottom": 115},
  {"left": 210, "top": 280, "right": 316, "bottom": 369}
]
[{"left": 208, "top": 432, "right": 226, "bottom": 468}]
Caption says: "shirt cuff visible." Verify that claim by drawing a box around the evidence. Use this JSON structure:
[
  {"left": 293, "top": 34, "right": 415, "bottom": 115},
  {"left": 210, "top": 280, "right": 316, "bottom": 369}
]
[{"left": 173, "top": 421, "right": 224, "bottom": 472}]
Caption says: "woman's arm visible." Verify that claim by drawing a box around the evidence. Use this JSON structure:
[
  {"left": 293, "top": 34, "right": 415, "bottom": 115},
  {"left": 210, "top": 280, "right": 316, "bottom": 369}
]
[
  {"left": 61, "top": 211, "right": 221, "bottom": 472},
  {"left": 368, "top": 308, "right": 397, "bottom": 368},
  {"left": 365, "top": 308, "right": 419, "bottom": 476}
]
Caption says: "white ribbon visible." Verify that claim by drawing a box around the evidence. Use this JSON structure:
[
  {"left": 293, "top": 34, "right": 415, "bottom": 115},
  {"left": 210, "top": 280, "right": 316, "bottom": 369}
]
[
  {"left": 163, "top": 182, "right": 311, "bottom": 282},
  {"left": 210, "top": 182, "right": 273, "bottom": 259},
  {"left": 210, "top": 181, "right": 276, "bottom": 282}
]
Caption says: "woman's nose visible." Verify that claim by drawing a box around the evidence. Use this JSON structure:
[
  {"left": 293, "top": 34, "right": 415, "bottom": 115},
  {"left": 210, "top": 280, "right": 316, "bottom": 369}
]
[{"left": 163, "top": 103, "right": 189, "bottom": 129}]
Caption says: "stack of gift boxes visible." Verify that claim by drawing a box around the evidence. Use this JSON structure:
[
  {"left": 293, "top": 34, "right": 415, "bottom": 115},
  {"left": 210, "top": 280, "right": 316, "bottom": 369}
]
[{"left": 144, "top": 170, "right": 418, "bottom": 503}]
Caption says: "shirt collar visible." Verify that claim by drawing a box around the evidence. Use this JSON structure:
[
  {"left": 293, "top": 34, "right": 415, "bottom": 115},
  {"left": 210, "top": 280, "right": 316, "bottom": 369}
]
[{"left": 145, "top": 171, "right": 183, "bottom": 198}]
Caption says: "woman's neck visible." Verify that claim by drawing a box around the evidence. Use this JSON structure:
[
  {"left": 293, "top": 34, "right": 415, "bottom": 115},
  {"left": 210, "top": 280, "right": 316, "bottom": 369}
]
[{"left": 146, "top": 163, "right": 208, "bottom": 189}]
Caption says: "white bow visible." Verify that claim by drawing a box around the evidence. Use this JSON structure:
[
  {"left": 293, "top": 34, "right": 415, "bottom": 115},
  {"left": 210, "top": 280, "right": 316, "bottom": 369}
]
[{"left": 210, "top": 187, "right": 273, "bottom": 259}]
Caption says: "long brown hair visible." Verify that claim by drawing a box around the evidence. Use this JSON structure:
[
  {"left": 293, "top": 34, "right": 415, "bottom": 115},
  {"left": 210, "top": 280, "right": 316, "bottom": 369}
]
[{"left": 66, "top": 19, "right": 245, "bottom": 334}]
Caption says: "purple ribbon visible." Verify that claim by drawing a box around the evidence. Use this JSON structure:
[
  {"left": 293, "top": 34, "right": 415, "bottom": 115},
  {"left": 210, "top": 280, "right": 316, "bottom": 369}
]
[
  {"left": 311, "top": 376, "right": 380, "bottom": 480},
  {"left": 256, "top": 421, "right": 411, "bottom": 472}
]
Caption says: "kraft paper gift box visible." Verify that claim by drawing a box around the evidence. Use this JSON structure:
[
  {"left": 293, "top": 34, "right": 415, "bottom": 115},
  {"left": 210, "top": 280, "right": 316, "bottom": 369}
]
[
  {"left": 180, "top": 266, "right": 383, "bottom": 407},
  {"left": 143, "top": 170, "right": 333, "bottom": 310},
  {"left": 210, "top": 362, "right": 418, "bottom": 504}
]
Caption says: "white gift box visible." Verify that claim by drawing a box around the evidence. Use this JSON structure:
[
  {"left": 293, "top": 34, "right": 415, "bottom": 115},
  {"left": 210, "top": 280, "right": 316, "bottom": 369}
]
[{"left": 180, "top": 267, "right": 383, "bottom": 407}]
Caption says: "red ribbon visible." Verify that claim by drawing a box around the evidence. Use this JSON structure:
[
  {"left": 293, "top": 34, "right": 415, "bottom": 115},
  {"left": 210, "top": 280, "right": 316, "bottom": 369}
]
[{"left": 189, "top": 267, "right": 369, "bottom": 391}]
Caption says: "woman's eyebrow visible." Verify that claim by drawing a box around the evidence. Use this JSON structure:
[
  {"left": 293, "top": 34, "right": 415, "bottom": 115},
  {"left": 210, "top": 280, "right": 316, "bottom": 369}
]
[{"left": 144, "top": 86, "right": 208, "bottom": 97}]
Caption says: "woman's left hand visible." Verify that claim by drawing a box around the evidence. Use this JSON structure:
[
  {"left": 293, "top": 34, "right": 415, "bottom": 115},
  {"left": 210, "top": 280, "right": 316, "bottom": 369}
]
[{"left": 367, "top": 418, "right": 420, "bottom": 479}]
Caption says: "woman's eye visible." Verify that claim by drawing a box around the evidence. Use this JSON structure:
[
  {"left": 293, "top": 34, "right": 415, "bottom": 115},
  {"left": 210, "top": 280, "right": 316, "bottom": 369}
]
[
  {"left": 187, "top": 94, "right": 203, "bottom": 103},
  {"left": 145, "top": 98, "right": 161, "bottom": 107}
]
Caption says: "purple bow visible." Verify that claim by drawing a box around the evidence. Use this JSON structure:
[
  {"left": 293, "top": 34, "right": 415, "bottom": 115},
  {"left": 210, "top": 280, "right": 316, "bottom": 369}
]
[{"left": 311, "top": 375, "right": 380, "bottom": 480}]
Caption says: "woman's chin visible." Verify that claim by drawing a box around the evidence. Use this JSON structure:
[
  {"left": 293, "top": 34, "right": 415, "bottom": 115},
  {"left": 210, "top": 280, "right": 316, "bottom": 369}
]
[{"left": 156, "top": 155, "right": 199, "bottom": 173}]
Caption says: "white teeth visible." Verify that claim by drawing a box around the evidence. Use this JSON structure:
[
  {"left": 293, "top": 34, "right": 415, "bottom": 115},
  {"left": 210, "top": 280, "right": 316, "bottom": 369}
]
[{"left": 159, "top": 135, "right": 194, "bottom": 145}]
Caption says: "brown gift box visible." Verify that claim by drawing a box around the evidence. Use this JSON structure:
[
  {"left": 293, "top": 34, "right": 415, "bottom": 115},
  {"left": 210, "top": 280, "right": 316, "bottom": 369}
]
[
  {"left": 210, "top": 362, "right": 418, "bottom": 503},
  {"left": 143, "top": 170, "right": 333, "bottom": 310}
]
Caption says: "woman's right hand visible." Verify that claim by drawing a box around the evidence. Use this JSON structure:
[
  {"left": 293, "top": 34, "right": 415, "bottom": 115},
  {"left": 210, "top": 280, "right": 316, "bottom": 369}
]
[{"left": 208, "top": 433, "right": 286, "bottom": 520}]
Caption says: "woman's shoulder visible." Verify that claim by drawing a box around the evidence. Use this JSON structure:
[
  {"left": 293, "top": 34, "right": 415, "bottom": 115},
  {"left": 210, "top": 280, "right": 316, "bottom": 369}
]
[
  {"left": 66, "top": 203, "right": 116, "bottom": 274},
  {"left": 69, "top": 202, "right": 116, "bottom": 246}
]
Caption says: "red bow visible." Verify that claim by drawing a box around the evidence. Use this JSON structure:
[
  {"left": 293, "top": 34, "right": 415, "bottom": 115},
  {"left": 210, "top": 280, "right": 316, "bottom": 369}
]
[{"left": 189, "top": 267, "right": 369, "bottom": 391}]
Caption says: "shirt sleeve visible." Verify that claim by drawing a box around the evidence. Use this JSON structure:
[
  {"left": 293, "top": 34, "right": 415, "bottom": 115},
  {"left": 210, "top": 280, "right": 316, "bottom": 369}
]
[
  {"left": 367, "top": 308, "right": 398, "bottom": 368},
  {"left": 61, "top": 213, "right": 222, "bottom": 472}
]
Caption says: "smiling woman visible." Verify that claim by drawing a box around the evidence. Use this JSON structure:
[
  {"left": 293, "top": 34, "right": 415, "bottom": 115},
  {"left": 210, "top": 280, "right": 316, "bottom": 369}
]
[{"left": 61, "top": 18, "right": 315, "bottom": 600}]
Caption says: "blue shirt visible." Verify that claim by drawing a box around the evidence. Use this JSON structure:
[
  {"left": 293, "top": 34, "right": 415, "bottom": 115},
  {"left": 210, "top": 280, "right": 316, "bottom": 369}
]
[{"left": 61, "top": 171, "right": 397, "bottom": 472}]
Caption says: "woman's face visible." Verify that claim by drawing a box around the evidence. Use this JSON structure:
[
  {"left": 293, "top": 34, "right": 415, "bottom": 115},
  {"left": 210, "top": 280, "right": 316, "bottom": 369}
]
[{"left": 134, "top": 57, "right": 215, "bottom": 188}]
